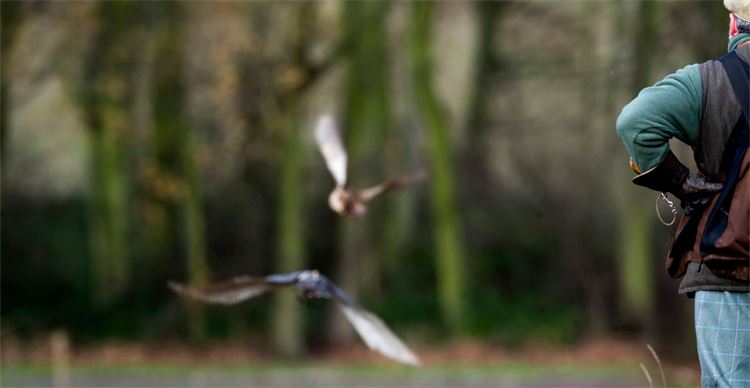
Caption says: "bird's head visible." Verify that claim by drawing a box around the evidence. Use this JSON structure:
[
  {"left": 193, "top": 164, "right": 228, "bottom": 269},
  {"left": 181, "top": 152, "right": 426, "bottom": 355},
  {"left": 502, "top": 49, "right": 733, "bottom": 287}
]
[
  {"left": 329, "top": 187, "right": 367, "bottom": 217},
  {"left": 328, "top": 186, "right": 349, "bottom": 215},
  {"left": 296, "top": 270, "right": 331, "bottom": 300}
]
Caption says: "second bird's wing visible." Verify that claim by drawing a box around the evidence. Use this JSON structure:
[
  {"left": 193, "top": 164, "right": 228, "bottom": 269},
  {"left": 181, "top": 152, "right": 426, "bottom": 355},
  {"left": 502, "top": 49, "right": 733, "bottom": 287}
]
[
  {"left": 168, "top": 276, "right": 277, "bottom": 305},
  {"left": 314, "top": 114, "right": 348, "bottom": 187},
  {"left": 358, "top": 169, "right": 426, "bottom": 203},
  {"left": 329, "top": 285, "right": 421, "bottom": 366}
]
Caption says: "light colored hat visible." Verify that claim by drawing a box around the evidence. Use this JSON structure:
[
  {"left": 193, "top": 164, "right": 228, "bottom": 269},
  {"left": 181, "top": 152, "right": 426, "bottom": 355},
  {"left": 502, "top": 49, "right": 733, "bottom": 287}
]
[{"left": 726, "top": 0, "right": 750, "bottom": 22}]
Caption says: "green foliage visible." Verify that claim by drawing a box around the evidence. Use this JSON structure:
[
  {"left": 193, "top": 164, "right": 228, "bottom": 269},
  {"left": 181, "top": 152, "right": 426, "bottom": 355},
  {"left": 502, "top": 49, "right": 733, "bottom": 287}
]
[{"left": 468, "top": 289, "right": 579, "bottom": 346}]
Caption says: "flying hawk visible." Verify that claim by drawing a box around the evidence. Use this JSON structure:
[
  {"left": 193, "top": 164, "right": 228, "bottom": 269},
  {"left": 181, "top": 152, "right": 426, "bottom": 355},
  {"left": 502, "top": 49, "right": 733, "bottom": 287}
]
[
  {"left": 314, "top": 114, "right": 425, "bottom": 217},
  {"left": 168, "top": 270, "right": 421, "bottom": 366}
]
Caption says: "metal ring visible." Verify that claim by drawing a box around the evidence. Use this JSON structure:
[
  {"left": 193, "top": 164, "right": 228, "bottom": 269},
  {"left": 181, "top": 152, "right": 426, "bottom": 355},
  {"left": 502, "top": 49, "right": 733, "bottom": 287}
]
[{"left": 656, "top": 193, "right": 677, "bottom": 226}]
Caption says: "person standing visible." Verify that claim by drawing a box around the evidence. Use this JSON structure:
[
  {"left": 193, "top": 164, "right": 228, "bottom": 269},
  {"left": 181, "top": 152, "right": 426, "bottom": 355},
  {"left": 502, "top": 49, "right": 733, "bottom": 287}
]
[{"left": 616, "top": 1, "right": 750, "bottom": 386}]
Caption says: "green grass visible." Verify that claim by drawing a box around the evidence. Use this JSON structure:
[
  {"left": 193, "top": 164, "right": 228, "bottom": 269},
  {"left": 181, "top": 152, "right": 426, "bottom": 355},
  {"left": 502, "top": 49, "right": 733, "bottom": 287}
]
[{"left": 2, "top": 361, "right": 685, "bottom": 387}]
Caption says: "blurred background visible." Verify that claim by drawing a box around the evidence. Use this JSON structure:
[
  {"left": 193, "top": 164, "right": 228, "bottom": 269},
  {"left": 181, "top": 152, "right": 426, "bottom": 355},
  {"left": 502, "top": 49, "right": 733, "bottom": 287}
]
[{"left": 0, "top": 1, "right": 729, "bottom": 386}]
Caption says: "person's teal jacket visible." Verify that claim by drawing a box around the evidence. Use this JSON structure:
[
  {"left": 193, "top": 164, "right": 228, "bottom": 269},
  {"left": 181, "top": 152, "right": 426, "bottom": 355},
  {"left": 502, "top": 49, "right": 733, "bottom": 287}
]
[{"left": 616, "top": 33, "right": 750, "bottom": 173}]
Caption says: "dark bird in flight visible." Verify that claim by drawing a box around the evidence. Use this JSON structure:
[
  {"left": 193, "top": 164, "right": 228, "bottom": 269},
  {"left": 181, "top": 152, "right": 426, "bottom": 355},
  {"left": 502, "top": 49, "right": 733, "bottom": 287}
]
[
  {"left": 314, "top": 114, "right": 425, "bottom": 217},
  {"left": 168, "top": 270, "right": 421, "bottom": 366}
]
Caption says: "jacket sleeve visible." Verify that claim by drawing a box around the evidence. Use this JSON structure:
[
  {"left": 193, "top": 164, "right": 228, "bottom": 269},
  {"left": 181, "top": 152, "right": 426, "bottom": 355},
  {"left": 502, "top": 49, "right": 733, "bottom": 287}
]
[{"left": 616, "top": 64, "right": 702, "bottom": 172}]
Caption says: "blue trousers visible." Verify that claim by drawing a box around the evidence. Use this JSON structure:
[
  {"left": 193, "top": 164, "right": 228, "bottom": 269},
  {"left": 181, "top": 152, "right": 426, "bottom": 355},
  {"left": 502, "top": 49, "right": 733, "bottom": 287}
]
[{"left": 695, "top": 291, "right": 750, "bottom": 387}]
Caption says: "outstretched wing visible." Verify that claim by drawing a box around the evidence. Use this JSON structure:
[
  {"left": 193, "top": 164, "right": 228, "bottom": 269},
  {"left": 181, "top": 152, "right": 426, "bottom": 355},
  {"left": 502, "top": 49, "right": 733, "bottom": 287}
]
[
  {"left": 314, "top": 114, "right": 347, "bottom": 187},
  {"left": 168, "top": 276, "right": 277, "bottom": 305},
  {"left": 337, "top": 304, "right": 421, "bottom": 366},
  {"left": 358, "top": 169, "right": 426, "bottom": 203},
  {"left": 329, "top": 286, "right": 421, "bottom": 366}
]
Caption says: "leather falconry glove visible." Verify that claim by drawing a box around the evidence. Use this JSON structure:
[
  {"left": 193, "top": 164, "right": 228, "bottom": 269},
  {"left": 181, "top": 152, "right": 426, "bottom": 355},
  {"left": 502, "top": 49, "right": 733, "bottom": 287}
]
[{"left": 632, "top": 151, "right": 723, "bottom": 214}]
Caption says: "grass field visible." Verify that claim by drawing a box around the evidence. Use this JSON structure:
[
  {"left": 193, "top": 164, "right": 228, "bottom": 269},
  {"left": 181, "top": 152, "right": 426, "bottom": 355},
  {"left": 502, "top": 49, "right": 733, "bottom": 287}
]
[
  {"left": 1, "top": 339, "right": 700, "bottom": 387},
  {"left": 3, "top": 362, "right": 684, "bottom": 387}
]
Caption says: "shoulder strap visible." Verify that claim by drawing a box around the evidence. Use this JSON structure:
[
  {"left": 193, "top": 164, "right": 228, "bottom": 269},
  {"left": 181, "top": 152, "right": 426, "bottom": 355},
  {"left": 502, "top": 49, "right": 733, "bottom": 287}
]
[
  {"left": 718, "top": 51, "right": 750, "bottom": 124},
  {"left": 700, "top": 51, "right": 750, "bottom": 256}
]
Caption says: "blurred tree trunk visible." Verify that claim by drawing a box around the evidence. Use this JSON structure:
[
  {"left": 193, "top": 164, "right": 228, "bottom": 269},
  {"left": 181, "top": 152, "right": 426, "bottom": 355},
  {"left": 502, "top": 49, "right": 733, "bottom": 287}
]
[
  {"left": 408, "top": 1, "right": 467, "bottom": 333},
  {"left": 0, "top": 1, "right": 23, "bottom": 180},
  {"left": 460, "top": 1, "right": 504, "bottom": 288},
  {"left": 128, "top": 4, "right": 166, "bottom": 321},
  {"left": 82, "top": 2, "right": 136, "bottom": 304},
  {"left": 152, "top": 2, "right": 209, "bottom": 338},
  {"left": 328, "top": 1, "right": 391, "bottom": 345},
  {"left": 465, "top": 1, "right": 503, "bottom": 159},
  {"left": 268, "top": 2, "right": 322, "bottom": 356},
  {"left": 617, "top": 0, "right": 659, "bottom": 330},
  {"left": 181, "top": 111, "right": 209, "bottom": 340},
  {"left": 381, "top": 125, "right": 419, "bottom": 274},
  {"left": 270, "top": 112, "right": 306, "bottom": 356},
  {"left": 574, "top": 0, "right": 610, "bottom": 338},
  {"left": 243, "top": 1, "right": 350, "bottom": 356}
]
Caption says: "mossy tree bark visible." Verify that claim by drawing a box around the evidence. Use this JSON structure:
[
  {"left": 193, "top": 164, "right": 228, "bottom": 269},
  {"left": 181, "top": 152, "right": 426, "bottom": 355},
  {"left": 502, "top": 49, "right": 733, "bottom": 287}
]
[
  {"left": 327, "top": 1, "right": 392, "bottom": 345},
  {"left": 408, "top": 2, "right": 467, "bottom": 333},
  {"left": 152, "top": 2, "right": 209, "bottom": 338},
  {"left": 270, "top": 112, "right": 306, "bottom": 356},
  {"left": 268, "top": 2, "right": 324, "bottom": 356},
  {"left": 465, "top": 1, "right": 503, "bottom": 158},
  {"left": 0, "top": 1, "right": 23, "bottom": 180},
  {"left": 617, "top": 0, "right": 659, "bottom": 330},
  {"left": 82, "top": 2, "right": 137, "bottom": 304}
]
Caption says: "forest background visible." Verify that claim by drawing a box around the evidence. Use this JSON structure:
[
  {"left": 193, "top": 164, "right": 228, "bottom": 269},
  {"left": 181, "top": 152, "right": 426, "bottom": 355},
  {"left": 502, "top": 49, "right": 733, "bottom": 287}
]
[{"left": 0, "top": 1, "right": 729, "bottom": 384}]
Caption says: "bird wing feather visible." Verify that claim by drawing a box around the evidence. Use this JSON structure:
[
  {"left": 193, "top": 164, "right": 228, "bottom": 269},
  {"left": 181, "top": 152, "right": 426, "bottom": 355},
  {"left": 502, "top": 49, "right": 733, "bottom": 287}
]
[
  {"left": 168, "top": 276, "right": 273, "bottom": 305},
  {"left": 314, "top": 114, "right": 348, "bottom": 187},
  {"left": 358, "top": 169, "right": 426, "bottom": 203},
  {"left": 337, "top": 303, "right": 421, "bottom": 366}
]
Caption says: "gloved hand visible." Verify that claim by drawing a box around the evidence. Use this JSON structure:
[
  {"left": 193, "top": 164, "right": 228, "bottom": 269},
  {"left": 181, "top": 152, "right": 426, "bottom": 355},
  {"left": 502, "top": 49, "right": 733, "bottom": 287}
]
[
  {"left": 632, "top": 151, "right": 723, "bottom": 214},
  {"left": 680, "top": 173, "right": 723, "bottom": 213}
]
